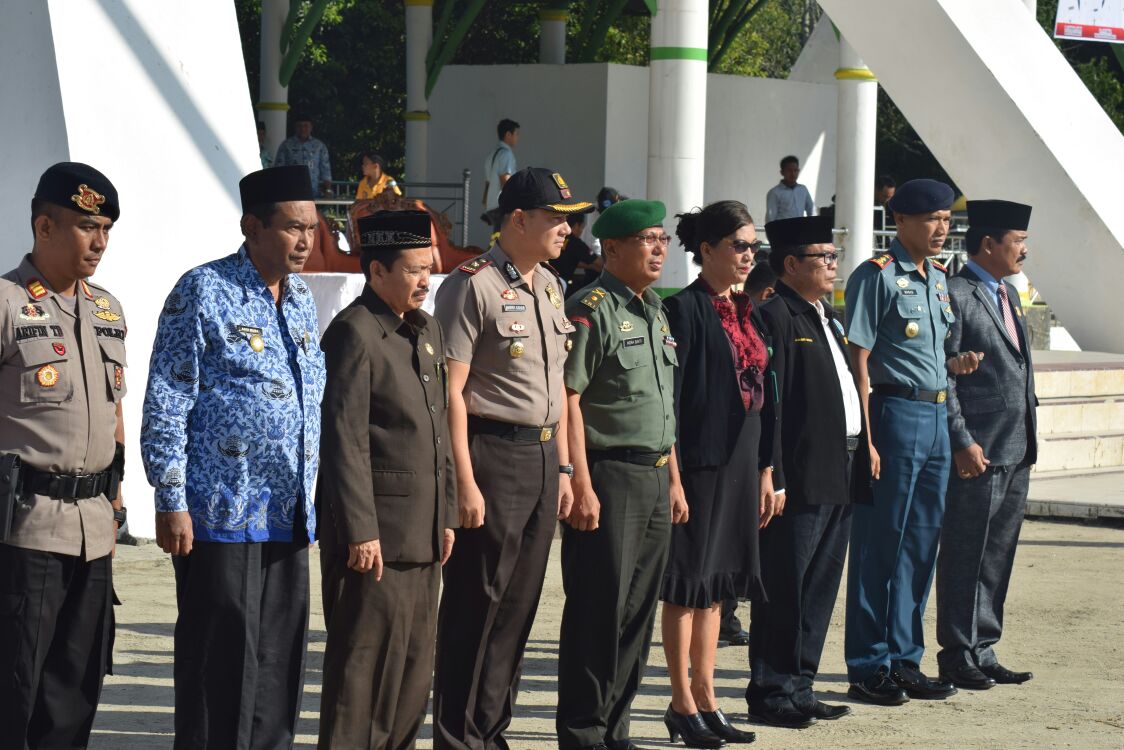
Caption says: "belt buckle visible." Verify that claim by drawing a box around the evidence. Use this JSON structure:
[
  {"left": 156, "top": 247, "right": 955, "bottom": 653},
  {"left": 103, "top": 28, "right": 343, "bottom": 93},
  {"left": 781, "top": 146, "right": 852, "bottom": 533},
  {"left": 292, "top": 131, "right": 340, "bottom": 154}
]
[
  {"left": 539, "top": 427, "right": 554, "bottom": 442},
  {"left": 654, "top": 454, "right": 670, "bottom": 468},
  {"left": 936, "top": 390, "right": 947, "bottom": 404}
]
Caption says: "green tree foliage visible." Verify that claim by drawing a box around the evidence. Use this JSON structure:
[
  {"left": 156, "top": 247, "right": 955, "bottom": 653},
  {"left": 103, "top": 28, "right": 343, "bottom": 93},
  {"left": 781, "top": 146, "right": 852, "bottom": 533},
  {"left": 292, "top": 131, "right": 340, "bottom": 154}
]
[{"left": 236, "top": 0, "right": 1122, "bottom": 189}]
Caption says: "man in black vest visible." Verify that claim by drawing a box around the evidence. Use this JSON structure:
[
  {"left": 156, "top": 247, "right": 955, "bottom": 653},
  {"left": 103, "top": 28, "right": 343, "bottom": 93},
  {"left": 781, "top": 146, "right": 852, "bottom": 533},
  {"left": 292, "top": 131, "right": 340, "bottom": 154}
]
[{"left": 746, "top": 215, "right": 871, "bottom": 727}]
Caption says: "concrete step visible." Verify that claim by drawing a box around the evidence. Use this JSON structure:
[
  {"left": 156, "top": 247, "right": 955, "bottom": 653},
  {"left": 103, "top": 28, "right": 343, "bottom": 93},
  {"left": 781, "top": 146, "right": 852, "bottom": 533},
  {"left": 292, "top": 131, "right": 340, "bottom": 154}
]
[
  {"left": 1032, "top": 350, "right": 1124, "bottom": 399},
  {"left": 1027, "top": 469, "right": 1124, "bottom": 520},
  {"left": 1033, "top": 430, "right": 1124, "bottom": 473},
  {"left": 1036, "top": 395, "right": 1124, "bottom": 435}
]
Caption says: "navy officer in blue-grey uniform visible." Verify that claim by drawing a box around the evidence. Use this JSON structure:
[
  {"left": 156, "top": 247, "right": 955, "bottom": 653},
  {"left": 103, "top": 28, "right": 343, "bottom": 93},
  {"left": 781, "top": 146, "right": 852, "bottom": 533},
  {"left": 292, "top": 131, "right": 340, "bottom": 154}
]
[
  {"left": 843, "top": 178, "right": 981, "bottom": 706},
  {"left": 141, "top": 165, "right": 326, "bottom": 749}
]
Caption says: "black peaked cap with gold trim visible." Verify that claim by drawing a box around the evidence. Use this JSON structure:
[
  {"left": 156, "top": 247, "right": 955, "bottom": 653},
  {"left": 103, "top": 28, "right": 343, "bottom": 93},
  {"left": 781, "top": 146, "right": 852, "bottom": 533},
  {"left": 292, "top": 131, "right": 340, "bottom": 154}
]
[
  {"left": 498, "top": 167, "right": 594, "bottom": 215},
  {"left": 34, "top": 162, "right": 120, "bottom": 222}
]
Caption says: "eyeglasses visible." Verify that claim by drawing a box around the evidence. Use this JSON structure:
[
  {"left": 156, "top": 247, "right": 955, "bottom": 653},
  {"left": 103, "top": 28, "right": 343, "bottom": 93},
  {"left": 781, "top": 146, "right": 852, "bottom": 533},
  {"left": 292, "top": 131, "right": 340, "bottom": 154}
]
[
  {"left": 632, "top": 233, "right": 673, "bottom": 246},
  {"left": 731, "top": 240, "right": 763, "bottom": 253},
  {"left": 796, "top": 251, "right": 840, "bottom": 265}
]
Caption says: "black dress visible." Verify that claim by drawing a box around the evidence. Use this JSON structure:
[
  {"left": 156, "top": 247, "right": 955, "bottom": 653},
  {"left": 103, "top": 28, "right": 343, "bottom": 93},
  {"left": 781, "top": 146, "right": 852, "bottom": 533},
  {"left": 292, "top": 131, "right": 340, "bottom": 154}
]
[{"left": 660, "top": 279, "right": 771, "bottom": 608}]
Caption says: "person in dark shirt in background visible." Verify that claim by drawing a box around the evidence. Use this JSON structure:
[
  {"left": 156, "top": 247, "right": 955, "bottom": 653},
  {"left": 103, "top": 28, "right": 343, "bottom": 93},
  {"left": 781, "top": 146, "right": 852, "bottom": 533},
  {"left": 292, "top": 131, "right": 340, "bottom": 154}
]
[{"left": 552, "top": 213, "right": 601, "bottom": 296}]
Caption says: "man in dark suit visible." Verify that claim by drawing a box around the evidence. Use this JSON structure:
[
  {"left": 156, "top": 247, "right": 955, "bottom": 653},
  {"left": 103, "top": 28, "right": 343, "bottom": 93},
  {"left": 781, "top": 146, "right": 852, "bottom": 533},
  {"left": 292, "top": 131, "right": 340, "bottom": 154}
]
[
  {"left": 317, "top": 210, "right": 458, "bottom": 749},
  {"left": 937, "top": 200, "right": 1037, "bottom": 691},
  {"left": 746, "top": 215, "right": 871, "bottom": 728}
]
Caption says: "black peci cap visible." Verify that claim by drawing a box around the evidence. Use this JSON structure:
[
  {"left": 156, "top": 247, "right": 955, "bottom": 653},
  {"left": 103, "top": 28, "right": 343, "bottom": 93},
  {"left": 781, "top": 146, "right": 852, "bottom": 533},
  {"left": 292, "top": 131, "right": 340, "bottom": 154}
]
[
  {"left": 238, "top": 166, "right": 316, "bottom": 212},
  {"left": 498, "top": 167, "right": 594, "bottom": 215},
  {"left": 966, "top": 200, "right": 1031, "bottom": 232},
  {"left": 357, "top": 210, "right": 433, "bottom": 251},
  {"left": 34, "top": 162, "right": 120, "bottom": 222},
  {"left": 764, "top": 215, "right": 834, "bottom": 248}
]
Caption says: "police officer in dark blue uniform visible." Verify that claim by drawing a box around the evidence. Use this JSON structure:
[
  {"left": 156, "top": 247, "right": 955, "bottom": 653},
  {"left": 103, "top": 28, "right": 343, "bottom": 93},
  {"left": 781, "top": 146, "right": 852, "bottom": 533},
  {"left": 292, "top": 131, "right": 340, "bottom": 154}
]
[{"left": 843, "top": 179, "right": 979, "bottom": 705}]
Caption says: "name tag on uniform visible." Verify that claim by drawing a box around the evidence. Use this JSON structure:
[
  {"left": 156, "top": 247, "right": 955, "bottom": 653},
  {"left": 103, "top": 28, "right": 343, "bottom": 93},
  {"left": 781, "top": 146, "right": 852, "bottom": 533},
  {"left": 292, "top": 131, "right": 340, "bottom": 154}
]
[
  {"left": 899, "top": 288, "right": 917, "bottom": 296},
  {"left": 794, "top": 337, "right": 814, "bottom": 343},
  {"left": 15, "top": 325, "right": 50, "bottom": 341},
  {"left": 622, "top": 336, "right": 645, "bottom": 347},
  {"left": 502, "top": 304, "right": 526, "bottom": 312},
  {"left": 94, "top": 325, "right": 126, "bottom": 340},
  {"left": 236, "top": 325, "right": 263, "bottom": 337}
]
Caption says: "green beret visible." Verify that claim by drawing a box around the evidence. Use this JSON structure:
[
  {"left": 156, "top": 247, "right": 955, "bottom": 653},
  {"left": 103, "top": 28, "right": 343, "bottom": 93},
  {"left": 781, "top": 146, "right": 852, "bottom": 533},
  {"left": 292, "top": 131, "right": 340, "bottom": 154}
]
[{"left": 591, "top": 199, "right": 666, "bottom": 239}]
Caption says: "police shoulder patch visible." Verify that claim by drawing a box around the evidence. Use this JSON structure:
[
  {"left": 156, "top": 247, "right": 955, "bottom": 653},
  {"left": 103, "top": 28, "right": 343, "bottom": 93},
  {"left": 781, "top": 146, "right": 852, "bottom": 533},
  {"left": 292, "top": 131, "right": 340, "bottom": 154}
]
[
  {"left": 580, "top": 288, "right": 608, "bottom": 310},
  {"left": 458, "top": 257, "right": 493, "bottom": 275},
  {"left": 26, "top": 278, "right": 48, "bottom": 300},
  {"left": 867, "top": 254, "right": 893, "bottom": 269}
]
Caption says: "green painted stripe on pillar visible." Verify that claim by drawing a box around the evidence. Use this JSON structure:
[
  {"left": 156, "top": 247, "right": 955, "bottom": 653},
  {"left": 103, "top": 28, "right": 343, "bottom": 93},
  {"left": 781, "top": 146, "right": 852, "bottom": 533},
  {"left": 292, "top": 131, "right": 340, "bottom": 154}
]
[
  {"left": 650, "top": 46, "right": 707, "bottom": 62},
  {"left": 653, "top": 286, "right": 683, "bottom": 299}
]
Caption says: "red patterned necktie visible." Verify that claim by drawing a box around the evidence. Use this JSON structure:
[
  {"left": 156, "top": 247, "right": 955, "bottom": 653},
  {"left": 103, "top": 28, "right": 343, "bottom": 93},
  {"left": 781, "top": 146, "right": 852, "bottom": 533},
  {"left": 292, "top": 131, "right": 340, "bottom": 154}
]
[{"left": 997, "top": 283, "right": 1021, "bottom": 352}]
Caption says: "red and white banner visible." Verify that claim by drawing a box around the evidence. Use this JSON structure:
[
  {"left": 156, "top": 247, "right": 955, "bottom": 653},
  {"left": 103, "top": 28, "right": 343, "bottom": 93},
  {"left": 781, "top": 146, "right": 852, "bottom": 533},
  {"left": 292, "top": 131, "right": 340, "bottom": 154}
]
[{"left": 1055, "top": 1, "right": 1124, "bottom": 43}]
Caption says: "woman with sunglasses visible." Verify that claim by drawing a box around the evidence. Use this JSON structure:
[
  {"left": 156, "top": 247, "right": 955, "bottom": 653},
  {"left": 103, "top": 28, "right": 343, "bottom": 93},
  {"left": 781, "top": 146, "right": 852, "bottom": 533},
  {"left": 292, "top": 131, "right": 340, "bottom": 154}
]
[{"left": 659, "top": 200, "right": 778, "bottom": 747}]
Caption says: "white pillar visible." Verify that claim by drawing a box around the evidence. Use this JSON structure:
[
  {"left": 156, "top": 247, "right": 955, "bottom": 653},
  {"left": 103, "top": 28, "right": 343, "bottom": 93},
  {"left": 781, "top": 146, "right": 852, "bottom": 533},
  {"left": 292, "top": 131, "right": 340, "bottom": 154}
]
[
  {"left": 1023, "top": 0, "right": 1037, "bottom": 13},
  {"left": 647, "top": 0, "right": 708, "bottom": 291},
  {"left": 834, "top": 37, "right": 878, "bottom": 295},
  {"left": 540, "top": 8, "right": 567, "bottom": 64},
  {"left": 404, "top": 0, "right": 433, "bottom": 183},
  {"left": 257, "top": 0, "right": 289, "bottom": 159}
]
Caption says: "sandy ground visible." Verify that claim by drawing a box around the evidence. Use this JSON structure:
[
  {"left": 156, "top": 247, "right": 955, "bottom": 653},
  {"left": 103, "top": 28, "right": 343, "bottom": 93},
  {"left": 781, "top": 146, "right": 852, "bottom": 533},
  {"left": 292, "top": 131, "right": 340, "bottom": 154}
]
[{"left": 91, "top": 518, "right": 1124, "bottom": 749}]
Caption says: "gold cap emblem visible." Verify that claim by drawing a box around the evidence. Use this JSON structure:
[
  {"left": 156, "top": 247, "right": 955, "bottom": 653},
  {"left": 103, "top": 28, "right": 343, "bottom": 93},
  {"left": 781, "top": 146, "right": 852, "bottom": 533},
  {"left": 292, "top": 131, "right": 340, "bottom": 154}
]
[{"left": 71, "top": 184, "right": 106, "bottom": 215}]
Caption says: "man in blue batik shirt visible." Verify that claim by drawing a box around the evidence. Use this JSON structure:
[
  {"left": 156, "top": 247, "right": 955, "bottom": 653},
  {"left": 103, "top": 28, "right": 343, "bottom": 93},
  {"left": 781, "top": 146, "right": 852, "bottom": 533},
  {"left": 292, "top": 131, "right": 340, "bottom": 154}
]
[
  {"left": 141, "top": 165, "right": 326, "bottom": 749},
  {"left": 274, "top": 114, "right": 333, "bottom": 197}
]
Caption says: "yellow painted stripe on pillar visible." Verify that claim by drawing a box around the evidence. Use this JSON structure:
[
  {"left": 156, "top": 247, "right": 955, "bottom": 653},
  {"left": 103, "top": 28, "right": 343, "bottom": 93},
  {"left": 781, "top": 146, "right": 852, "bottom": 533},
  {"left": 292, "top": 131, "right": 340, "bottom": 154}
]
[
  {"left": 404, "top": 111, "right": 431, "bottom": 121},
  {"left": 257, "top": 102, "right": 290, "bottom": 111},
  {"left": 834, "top": 67, "right": 876, "bottom": 81},
  {"left": 541, "top": 9, "right": 569, "bottom": 21},
  {"left": 404, "top": 0, "right": 433, "bottom": 6}
]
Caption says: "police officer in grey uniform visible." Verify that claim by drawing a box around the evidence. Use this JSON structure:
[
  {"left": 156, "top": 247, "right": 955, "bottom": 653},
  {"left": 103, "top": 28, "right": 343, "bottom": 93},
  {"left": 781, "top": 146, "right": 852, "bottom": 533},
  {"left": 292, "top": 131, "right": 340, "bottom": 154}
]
[
  {"left": 0, "top": 162, "right": 128, "bottom": 747},
  {"left": 432, "top": 167, "right": 591, "bottom": 750}
]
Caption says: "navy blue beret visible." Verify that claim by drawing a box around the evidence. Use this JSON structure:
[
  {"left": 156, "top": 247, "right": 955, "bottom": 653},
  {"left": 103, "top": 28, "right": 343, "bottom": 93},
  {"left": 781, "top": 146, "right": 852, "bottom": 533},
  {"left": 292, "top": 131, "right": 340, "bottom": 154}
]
[{"left": 886, "top": 178, "right": 955, "bottom": 215}]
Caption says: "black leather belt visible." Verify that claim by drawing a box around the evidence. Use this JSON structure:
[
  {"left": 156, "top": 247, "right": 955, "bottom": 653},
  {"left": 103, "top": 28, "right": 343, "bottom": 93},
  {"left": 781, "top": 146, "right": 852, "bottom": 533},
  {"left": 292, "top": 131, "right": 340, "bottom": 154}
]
[
  {"left": 588, "top": 448, "right": 671, "bottom": 468},
  {"left": 846, "top": 436, "right": 860, "bottom": 452},
  {"left": 23, "top": 465, "right": 113, "bottom": 500},
  {"left": 468, "top": 415, "right": 558, "bottom": 443},
  {"left": 872, "top": 384, "right": 948, "bottom": 404}
]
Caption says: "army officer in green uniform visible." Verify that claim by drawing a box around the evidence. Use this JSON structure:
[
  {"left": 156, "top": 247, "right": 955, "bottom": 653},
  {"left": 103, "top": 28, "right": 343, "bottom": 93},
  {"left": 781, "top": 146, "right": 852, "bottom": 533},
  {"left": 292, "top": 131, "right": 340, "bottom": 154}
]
[{"left": 557, "top": 199, "right": 687, "bottom": 750}]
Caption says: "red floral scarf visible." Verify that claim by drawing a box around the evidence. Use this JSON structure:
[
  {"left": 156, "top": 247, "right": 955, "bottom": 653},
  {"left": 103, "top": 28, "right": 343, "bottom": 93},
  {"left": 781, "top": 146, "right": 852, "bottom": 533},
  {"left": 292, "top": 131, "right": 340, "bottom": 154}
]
[{"left": 701, "top": 279, "right": 768, "bottom": 409}]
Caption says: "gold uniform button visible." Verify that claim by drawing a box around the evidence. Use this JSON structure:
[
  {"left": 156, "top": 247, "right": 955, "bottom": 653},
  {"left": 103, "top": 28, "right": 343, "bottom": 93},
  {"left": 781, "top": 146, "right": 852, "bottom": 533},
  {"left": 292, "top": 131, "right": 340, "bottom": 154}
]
[
  {"left": 905, "top": 321, "right": 920, "bottom": 338},
  {"left": 509, "top": 340, "right": 525, "bottom": 358},
  {"left": 250, "top": 335, "right": 265, "bottom": 352},
  {"left": 565, "top": 339, "right": 573, "bottom": 352}
]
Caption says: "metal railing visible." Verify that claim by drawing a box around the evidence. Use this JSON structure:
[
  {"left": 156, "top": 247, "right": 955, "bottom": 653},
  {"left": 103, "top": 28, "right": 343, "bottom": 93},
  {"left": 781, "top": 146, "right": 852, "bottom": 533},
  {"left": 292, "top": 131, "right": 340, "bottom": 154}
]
[{"left": 315, "top": 169, "right": 472, "bottom": 247}]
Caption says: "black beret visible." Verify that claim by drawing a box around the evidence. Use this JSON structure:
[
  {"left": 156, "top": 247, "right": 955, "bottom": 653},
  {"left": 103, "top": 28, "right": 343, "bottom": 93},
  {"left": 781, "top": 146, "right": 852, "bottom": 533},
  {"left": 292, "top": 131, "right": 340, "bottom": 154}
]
[
  {"left": 967, "top": 199, "right": 1031, "bottom": 232},
  {"left": 499, "top": 167, "right": 594, "bottom": 215},
  {"left": 764, "top": 215, "right": 833, "bottom": 248},
  {"left": 357, "top": 210, "right": 432, "bottom": 251},
  {"left": 34, "top": 162, "right": 120, "bottom": 222},
  {"left": 592, "top": 199, "right": 666, "bottom": 239},
  {"left": 886, "top": 178, "right": 955, "bottom": 215},
  {"left": 238, "top": 166, "right": 315, "bottom": 212}
]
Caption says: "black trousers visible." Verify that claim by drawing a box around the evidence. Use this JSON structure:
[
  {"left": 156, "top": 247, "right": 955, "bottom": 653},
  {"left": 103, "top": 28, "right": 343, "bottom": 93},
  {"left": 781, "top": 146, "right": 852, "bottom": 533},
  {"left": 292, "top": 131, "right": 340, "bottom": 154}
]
[
  {"left": 0, "top": 544, "right": 113, "bottom": 750},
  {"left": 319, "top": 557, "right": 441, "bottom": 750},
  {"left": 432, "top": 433, "right": 559, "bottom": 750},
  {"left": 172, "top": 540, "right": 310, "bottom": 750},
  {"left": 747, "top": 456, "right": 853, "bottom": 711},
  {"left": 556, "top": 457, "right": 671, "bottom": 750}
]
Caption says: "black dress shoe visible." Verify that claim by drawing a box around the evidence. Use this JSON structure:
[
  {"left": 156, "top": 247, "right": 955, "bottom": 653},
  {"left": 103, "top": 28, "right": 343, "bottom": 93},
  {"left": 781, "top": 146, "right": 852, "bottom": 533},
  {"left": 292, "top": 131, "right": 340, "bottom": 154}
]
[
  {"left": 606, "top": 742, "right": 643, "bottom": 750},
  {"left": 700, "top": 708, "right": 756, "bottom": 743},
  {"left": 891, "top": 662, "right": 958, "bottom": 699},
  {"left": 719, "top": 629, "right": 751, "bottom": 647},
  {"left": 979, "top": 662, "right": 1034, "bottom": 684},
  {"left": 746, "top": 703, "right": 816, "bottom": 729},
  {"left": 940, "top": 663, "right": 996, "bottom": 690},
  {"left": 663, "top": 705, "right": 725, "bottom": 748},
  {"left": 798, "top": 700, "right": 852, "bottom": 720},
  {"left": 847, "top": 668, "right": 910, "bottom": 706}
]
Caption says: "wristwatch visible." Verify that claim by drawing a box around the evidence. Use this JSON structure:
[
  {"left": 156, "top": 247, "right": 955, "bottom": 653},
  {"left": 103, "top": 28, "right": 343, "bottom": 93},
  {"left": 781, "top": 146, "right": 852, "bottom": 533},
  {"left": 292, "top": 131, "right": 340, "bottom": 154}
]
[
  {"left": 559, "top": 464, "right": 574, "bottom": 477},
  {"left": 113, "top": 506, "right": 127, "bottom": 525}
]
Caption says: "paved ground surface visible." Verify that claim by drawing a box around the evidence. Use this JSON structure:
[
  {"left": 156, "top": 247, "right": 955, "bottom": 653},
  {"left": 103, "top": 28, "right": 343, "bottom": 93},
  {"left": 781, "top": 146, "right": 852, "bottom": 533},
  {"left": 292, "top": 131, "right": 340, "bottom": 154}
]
[{"left": 92, "top": 517, "right": 1124, "bottom": 749}]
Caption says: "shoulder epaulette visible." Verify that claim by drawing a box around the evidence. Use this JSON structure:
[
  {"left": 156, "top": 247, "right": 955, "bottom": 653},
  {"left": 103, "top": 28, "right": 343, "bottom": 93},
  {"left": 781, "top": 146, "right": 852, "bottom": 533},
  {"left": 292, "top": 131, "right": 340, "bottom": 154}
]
[
  {"left": 580, "top": 287, "right": 608, "bottom": 310},
  {"left": 26, "top": 278, "right": 48, "bottom": 300},
  {"left": 458, "top": 257, "right": 493, "bottom": 275},
  {"left": 867, "top": 254, "right": 893, "bottom": 269},
  {"left": 929, "top": 259, "right": 948, "bottom": 273}
]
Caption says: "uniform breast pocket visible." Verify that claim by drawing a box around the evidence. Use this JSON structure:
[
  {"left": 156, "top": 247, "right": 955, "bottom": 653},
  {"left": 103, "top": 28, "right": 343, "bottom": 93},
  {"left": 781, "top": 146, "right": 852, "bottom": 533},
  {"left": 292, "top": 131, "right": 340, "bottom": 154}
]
[
  {"left": 614, "top": 346, "right": 649, "bottom": 399},
  {"left": 17, "top": 341, "right": 74, "bottom": 404},
  {"left": 895, "top": 295, "right": 925, "bottom": 320},
  {"left": 661, "top": 341, "right": 678, "bottom": 367},
  {"left": 494, "top": 317, "right": 533, "bottom": 369},
  {"left": 98, "top": 338, "right": 128, "bottom": 402}
]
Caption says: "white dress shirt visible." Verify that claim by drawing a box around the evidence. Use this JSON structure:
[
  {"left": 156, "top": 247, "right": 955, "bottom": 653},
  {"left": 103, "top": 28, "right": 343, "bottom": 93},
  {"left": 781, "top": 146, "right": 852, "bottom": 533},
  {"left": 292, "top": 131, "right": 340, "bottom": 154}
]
[{"left": 814, "top": 300, "right": 862, "bottom": 437}]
